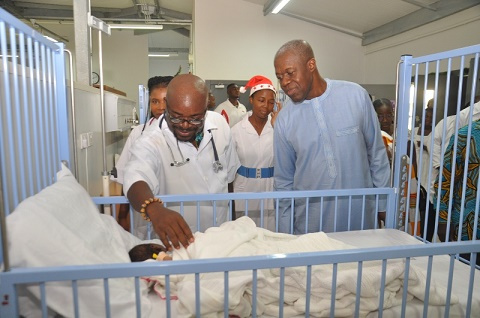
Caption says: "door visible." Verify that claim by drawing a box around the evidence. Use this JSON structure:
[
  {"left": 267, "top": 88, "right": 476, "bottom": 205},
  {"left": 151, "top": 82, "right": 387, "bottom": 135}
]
[{"left": 207, "top": 80, "right": 250, "bottom": 112}]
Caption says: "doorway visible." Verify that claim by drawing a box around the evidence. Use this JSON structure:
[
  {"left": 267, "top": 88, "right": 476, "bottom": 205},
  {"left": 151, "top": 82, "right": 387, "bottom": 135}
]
[{"left": 206, "top": 80, "right": 250, "bottom": 111}]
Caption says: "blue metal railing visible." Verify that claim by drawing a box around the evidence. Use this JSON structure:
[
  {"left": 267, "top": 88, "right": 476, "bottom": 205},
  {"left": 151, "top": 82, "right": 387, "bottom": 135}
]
[{"left": 0, "top": 7, "right": 69, "bottom": 267}]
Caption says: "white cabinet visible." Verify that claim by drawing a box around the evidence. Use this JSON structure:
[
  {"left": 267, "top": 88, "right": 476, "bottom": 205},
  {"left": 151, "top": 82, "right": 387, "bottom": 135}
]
[{"left": 104, "top": 92, "right": 137, "bottom": 132}]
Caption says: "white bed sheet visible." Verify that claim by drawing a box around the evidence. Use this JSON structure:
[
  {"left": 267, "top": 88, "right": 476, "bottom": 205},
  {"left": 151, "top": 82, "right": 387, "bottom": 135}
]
[
  {"left": 329, "top": 229, "right": 480, "bottom": 318},
  {"left": 146, "top": 229, "right": 478, "bottom": 318}
]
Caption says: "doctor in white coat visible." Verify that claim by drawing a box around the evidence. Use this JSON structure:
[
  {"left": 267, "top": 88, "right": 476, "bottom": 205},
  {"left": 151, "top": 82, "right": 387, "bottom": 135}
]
[{"left": 124, "top": 74, "right": 240, "bottom": 250}]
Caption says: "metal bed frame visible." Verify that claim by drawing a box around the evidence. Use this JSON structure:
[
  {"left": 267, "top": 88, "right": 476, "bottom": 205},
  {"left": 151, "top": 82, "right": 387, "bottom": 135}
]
[{"left": 0, "top": 7, "right": 479, "bottom": 318}]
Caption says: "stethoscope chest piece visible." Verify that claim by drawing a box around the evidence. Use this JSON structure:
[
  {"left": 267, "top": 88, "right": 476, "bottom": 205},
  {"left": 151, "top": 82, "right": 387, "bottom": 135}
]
[
  {"left": 208, "top": 128, "right": 223, "bottom": 173},
  {"left": 212, "top": 161, "right": 223, "bottom": 173}
]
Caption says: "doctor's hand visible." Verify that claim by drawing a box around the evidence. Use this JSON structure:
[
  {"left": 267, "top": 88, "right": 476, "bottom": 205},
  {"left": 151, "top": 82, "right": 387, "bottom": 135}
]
[
  {"left": 377, "top": 211, "right": 386, "bottom": 228},
  {"left": 148, "top": 203, "right": 195, "bottom": 251},
  {"left": 126, "top": 181, "right": 194, "bottom": 251}
]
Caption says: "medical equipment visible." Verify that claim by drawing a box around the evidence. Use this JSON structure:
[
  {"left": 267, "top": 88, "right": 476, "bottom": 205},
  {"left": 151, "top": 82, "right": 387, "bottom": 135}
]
[{"left": 208, "top": 128, "right": 224, "bottom": 173}]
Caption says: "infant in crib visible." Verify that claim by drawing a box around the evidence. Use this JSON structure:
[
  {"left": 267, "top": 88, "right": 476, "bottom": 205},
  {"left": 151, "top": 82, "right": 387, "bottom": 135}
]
[{"left": 129, "top": 243, "right": 172, "bottom": 262}]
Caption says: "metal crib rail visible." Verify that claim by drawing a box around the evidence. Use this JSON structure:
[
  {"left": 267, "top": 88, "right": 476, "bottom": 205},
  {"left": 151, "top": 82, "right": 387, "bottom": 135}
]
[
  {"left": 0, "top": 240, "right": 478, "bottom": 318},
  {"left": 93, "top": 186, "right": 397, "bottom": 235},
  {"left": 396, "top": 43, "right": 480, "bottom": 243},
  {"left": 0, "top": 8, "right": 69, "bottom": 269}
]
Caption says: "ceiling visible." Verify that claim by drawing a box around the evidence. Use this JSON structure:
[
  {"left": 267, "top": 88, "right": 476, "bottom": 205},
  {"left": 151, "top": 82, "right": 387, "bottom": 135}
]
[{"left": 0, "top": 0, "right": 479, "bottom": 48}]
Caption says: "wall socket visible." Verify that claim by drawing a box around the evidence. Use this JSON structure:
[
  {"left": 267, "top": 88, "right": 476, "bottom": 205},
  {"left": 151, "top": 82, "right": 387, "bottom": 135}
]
[
  {"left": 80, "top": 132, "right": 93, "bottom": 149},
  {"left": 87, "top": 132, "right": 93, "bottom": 147}
]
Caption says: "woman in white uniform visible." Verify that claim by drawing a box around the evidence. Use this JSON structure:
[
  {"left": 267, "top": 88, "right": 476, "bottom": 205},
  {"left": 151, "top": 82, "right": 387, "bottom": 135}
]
[
  {"left": 114, "top": 76, "right": 173, "bottom": 185},
  {"left": 231, "top": 75, "right": 278, "bottom": 230},
  {"left": 112, "top": 76, "right": 173, "bottom": 230}
]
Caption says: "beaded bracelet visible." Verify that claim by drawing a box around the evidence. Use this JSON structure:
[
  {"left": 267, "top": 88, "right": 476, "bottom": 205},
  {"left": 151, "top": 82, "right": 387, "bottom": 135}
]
[{"left": 139, "top": 197, "right": 162, "bottom": 221}]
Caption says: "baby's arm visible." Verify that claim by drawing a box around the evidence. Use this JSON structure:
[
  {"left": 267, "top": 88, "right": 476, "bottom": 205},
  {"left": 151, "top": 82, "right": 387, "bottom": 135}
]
[{"left": 154, "top": 251, "right": 173, "bottom": 261}]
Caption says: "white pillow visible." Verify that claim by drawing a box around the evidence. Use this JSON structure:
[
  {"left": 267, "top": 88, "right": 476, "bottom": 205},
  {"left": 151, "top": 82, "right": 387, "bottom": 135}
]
[{"left": 6, "top": 164, "right": 150, "bottom": 317}]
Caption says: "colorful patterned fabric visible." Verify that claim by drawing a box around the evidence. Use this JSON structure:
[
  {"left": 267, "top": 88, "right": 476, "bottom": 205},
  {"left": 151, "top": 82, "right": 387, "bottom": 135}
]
[{"left": 434, "top": 120, "right": 480, "bottom": 241}]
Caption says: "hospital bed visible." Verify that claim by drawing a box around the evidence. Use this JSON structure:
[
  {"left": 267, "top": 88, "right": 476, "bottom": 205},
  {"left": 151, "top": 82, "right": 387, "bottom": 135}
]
[{"left": 0, "top": 7, "right": 479, "bottom": 318}]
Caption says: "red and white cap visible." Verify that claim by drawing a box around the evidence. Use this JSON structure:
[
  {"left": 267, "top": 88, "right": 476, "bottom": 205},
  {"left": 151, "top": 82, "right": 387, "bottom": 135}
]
[{"left": 240, "top": 75, "right": 276, "bottom": 96}]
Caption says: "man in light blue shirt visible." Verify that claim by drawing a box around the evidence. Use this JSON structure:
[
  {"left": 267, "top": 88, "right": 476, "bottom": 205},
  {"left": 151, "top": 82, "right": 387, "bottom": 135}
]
[{"left": 273, "top": 39, "right": 390, "bottom": 234}]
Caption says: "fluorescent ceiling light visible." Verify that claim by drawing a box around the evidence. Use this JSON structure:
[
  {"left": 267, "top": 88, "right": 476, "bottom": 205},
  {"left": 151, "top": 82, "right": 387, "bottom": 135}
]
[
  {"left": 271, "top": 0, "right": 291, "bottom": 14},
  {"left": 110, "top": 24, "right": 163, "bottom": 30},
  {"left": 44, "top": 35, "right": 58, "bottom": 42},
  {"left": 148, "top": 52, "right": 179, "bottom": 57}
]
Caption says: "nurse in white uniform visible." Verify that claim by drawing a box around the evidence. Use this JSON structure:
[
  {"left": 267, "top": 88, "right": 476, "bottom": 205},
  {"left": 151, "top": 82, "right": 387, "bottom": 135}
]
[
  {"left": 231, "top": 75, "right": 278, "bottom": 230},
  {"left": 124, "top": 74, "right": 240, "bottom": 251},
  {"left": 113, "top": 76, "right": 173, "bottom": 185},
  {"left": 112, "top": 76, "right": 173, "bottom": 230}
]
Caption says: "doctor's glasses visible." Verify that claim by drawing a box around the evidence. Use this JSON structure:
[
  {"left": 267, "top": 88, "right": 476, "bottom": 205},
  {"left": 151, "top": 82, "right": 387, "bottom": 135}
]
[{"left": 165, "top": 109, "right": 206, "bottom": 126}]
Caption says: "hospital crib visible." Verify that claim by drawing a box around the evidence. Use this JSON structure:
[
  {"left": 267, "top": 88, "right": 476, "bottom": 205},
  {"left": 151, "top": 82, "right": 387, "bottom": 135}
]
[{"left": 1, "top": 7, "right": 479, "bottom": 318}]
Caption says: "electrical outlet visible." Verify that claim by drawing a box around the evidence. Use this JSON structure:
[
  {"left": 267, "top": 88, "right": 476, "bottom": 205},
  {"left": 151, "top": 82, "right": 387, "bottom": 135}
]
[
  {"left": 87, "top": 132, "right": 93, "bottom": 147},
  {"left": 80, "top": 133, "right": 88, "bottom": 149}
]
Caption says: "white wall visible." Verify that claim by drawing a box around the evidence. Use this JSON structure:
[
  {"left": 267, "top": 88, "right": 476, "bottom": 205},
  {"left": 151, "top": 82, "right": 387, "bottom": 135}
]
[
  {"left": 194, "top": 0, "right": 365, "bottom": 84},
  {"left": 71, "top": 84, "right": 104, "bottom": 195},
  {"left": 68, "top": 83, "right": 130, "bottom": 196},
  {"left": 194, "top": 1, "right": 479, "bottom": 88},
  {"left": 92, "top": 30, "right": 149, "bottom": 101},
  {"left": 149, "top": 56, "right": 190, "bottom": 78},
  {"left": 364, "top": 6, "right": 480, "bottom": 84},
  {"left": 46, "top": 23, "right": 149, "bottom": 101},
  {"left": 148, "top": 28, "right": 191, "bottom": 77}
]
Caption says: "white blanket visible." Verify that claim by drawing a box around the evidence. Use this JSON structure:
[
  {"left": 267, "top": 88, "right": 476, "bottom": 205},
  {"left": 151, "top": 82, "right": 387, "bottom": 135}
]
[
  {"left": 148, "top": 217, "right": 457, "bottom": 318},
  {"left": 6, "top": 165, "right": 149, "bottom": 318}
]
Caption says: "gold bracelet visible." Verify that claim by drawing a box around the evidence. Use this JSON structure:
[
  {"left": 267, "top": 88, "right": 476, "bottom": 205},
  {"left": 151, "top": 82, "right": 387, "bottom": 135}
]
[{"left": 139, "top": 197, "right": 162, "bottom": 221}]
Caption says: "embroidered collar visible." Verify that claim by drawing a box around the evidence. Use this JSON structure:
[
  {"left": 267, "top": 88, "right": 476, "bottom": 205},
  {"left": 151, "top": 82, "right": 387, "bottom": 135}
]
[{"left": 195, "top": 131, "right": 204, "bottom": 144}]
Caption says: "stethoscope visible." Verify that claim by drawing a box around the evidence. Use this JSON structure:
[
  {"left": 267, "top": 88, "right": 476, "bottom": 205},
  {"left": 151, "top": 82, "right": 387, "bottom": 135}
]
[{"left": 159, "top": 116, "right": 223, "bottom": 173}]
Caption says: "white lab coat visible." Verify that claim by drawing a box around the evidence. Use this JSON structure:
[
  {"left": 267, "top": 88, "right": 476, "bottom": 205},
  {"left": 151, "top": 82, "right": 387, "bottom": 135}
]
[
  {"left": 231, "top": 112, "right": 275, "bottom": 230},
  {"left": 215, "top": 99, "right": 247, "bottom": 127},
  {"left": 112, "top": 118, "right": 157, "bottom": 185},
  {"left": 123, "top": 111, "right": 240, "bottom": 239},
  {"left": 412, "top": 126, "right": 432, "bottom": 189}
]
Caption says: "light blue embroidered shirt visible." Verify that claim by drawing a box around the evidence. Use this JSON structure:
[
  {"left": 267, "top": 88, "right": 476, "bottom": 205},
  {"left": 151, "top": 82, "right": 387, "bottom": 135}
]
[{"left": 274, "top": 79, "right": 390, "bottom": 233}]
